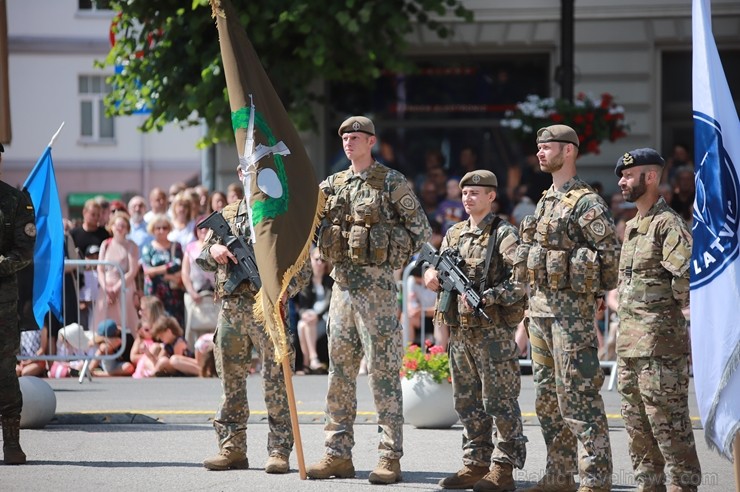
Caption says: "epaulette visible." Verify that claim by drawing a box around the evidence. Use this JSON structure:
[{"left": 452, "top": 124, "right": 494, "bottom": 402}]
[
  {"left": 561, "top": 186, "right": 593, "bottom": 209},
  {"left": 366, "top": 162, "right": 390, "bottom": 190}
]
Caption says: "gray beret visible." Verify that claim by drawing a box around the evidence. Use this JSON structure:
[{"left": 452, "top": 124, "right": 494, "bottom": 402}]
[
  {"left": 536, "top": 124, "right": 580, "bottom": 148},
  {"left": 615, "top": 148, "right": 665, "bottom": 177},
  {"left": 459, "top": 170, "right": 498, "bottom": 189},
  {"left": 338, "top": 116, "right": 375, "bottom": 136}
]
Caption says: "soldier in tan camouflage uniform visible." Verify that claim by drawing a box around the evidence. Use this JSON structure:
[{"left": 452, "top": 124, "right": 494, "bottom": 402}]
[
  {"left": 424, "top": 170, "right": 527, "bottom": 492},
  {"left": 306, "top": 116, "right": 431, "bottom": 484},
  {"left": 615, "top": 148, "right": 700, "bottom": 492},
  {"left": 519, "top": 125, "right": 619, "bottom": 492},
  {"left": 198, "top": 171, "right": 310, "bottom": 474},
  {"left": 0, "top": 143, "right": 36, "bottom": 465}
]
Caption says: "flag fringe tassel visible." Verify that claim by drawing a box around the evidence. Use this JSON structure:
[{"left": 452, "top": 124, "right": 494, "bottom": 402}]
[
  {"left": 253, "top": 189, "right": 326, "bottom": 362},
  {"left": 703, "top": 339, "right": 740, "bottom": 461}
]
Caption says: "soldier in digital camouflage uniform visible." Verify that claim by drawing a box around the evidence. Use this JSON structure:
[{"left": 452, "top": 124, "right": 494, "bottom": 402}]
[
  {"left": 615, "top": 148, "right": 700, "bottom": 492},
  {"left": 197, "top": 176, "right": 311, "bottom": 474},
  {"left": 306, "top": 116, "right": 431, "bottom": 485},
  {"left": 519, "top": 125, "right": 620, "bottom": 492},
  {"left": 0, "top": 143, "right": 36, "bottom": 465},
  {"left": 423, "top": 170, "right": 527, "bottom": 492}
]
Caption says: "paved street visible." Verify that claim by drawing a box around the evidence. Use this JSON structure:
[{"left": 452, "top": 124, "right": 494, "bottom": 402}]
[{"left": 1, "top": 374, "right": 733, "bottom": 491}]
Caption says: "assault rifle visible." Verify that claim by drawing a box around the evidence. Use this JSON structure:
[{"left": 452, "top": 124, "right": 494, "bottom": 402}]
[
  {"left": 197, "top": 212, "right": 262, "bottom": 294},
  {"left": 415, "top": 242, "right": 491, "bottom": 322}
]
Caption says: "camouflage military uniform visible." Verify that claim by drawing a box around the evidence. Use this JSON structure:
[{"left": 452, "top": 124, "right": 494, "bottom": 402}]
[
  {"left": 0, "top": 180, "right": 36, "bottom": 462},
  {"left": 197, "top": 199, "right": 310, "bottom": 459},
  {"left": 317, "top": 161, "right": 431, "bottom": 460},
  {"left": 521, "top": 176, "right": 619, "bottom": 488},
  {"left": 438, "top": 212, "right": 528, "bottom": 470},
  {"left": 617, "top": 196, "right": 701, "bottom": 490}
]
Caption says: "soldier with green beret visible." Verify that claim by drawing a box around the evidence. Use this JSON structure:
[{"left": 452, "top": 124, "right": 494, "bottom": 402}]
[
  {"left": 519, "top": 124, "right": 619, "bottom": 492},
  {"left": 615, "top": 148, "right": 701, "bottom": 492},
  {"left": 425, "top": 169, "right": 528, "bottom": 491}
]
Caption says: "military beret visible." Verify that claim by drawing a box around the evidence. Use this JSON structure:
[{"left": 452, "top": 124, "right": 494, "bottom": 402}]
[
  {"left": 536, "top": 124, "right": 580, "bottom": 148},
  {"left": 459, "top": 170, "right": 498, "bottom": 189},
  {"left": 338, "top": 116, "right": 375, "bottom": 136},
  {"left": 615, "top": 148, "right": 665, "bottom": 177}
]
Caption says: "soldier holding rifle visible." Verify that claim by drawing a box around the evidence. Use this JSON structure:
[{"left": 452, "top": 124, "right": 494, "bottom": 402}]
[{"left": 423, "top": 170, "right": 527, "bottom": 492}]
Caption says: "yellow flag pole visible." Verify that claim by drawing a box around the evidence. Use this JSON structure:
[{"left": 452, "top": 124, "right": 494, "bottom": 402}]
[{"left": 282, "top": 357, "right": 306, "bottom": 479}]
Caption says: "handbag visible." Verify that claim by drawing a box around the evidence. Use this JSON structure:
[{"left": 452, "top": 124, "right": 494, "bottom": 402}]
[{"left": 185, "top": 290, "right": 219, "bottom": 331}]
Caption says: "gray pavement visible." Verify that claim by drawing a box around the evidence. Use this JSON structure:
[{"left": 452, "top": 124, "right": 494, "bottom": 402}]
[{"left": 1, "top": 374, "right": 733, "bottom": 491}]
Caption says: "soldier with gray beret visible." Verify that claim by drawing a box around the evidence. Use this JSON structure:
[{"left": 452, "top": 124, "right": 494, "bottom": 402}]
[
  {"left": 308, "top": 115, "right": 431, "bottom": 484},
  {"left": 425, "top": 170, "right": 528, "bottom": 491},
  {"left": 519, "top": 124, "right": 619, "bottom": 492},
  {"left": 615, "top": 148, "right": 701, "bottom": 491},
  {"left": 0, "top": 143, "right": 36, "bottom": 465}
]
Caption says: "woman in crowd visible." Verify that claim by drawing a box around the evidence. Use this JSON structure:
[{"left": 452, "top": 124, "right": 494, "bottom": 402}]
[
  {"left": 181, "top": 216, "right": 216, "bottom": 347},
  {"left": 140, "top": 214, "right": 186, "bottom": 326},
  {"left": 297, "top": 246, "right": 333, "bottom": 373},
  {"left": 95, "top": 212, "right": 140, "bottom": 334},
  {"left": 168, "top": 193, "right": 196, "bottom": 250}
]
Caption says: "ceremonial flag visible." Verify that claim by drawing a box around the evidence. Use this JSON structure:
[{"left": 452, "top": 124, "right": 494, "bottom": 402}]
[
  {"left": 210, "top": 0, "right": 322, "bottom": 362},
  {"left": 23, "top": 124, "right": 65, "bottom": 329},
  {"left": 690, "top": 0, "right": 740, "bottom": 460}
]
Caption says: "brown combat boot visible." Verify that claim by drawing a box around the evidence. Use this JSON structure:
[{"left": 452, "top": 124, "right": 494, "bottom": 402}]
[
  {"left": 2, "top": 417, "right": 27, "bottom": 465},
  {"left": 474, "top": 462, "right": 515, "bottom": 492},
  {"left": 264, "top": 452, "right": 289, "bottom": 474},
  {"left": 666, "top": 485, "right": 697, "bottom": 492},
  {"left": 577, "top": 486, "right": 610, "bottom": 492},
  {"left": 439, "top": 464, "right": 490, "bottom": 489},
  {"left": 202, "top": 448, "right": 249, "bottom": 470},
  {"left": 306, "top": 454, "right": 356, "bottom": 479},
  {"left": 368, "top": 457, "right": 402, "bottom": 484},
  {"left": 519, "top": 473, "right": 577, "bottom": 492},
  {"left": 637, "top": 484, "right": 666, "bottom": 492}
]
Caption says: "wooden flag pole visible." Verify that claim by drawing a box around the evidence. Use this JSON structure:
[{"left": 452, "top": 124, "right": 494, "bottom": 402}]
[
  {"left": 282, "top": 357, "right": 306, "bottom": 479},
  {"left": 734, "top": 431, "right": 740, "bottom": 492}
]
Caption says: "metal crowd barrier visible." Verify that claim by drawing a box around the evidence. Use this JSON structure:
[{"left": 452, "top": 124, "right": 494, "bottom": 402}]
[
  {"left": 399, "top": 259, "right": 618, "bottom": 391},
  {"left": 16, "top": 259, "right": 129, "bottom": 384}
]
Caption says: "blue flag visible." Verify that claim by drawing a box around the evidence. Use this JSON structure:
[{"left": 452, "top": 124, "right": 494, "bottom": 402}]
[
  {"left": 691, "top": 0, "right": 740, "bottom": 460},
  {"left": 23, "top": 146, "right": 65, "bottom": 329}
]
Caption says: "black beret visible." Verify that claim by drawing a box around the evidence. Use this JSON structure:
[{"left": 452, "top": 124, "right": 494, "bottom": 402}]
[
  {"left": 615, "top": 148, "right": 665, "bottom": 177},
  {"left": 459, "top": 170, "right": 498, "bottom": 189},
  {"left": 536, "top": 124, "right": 579, "bottom": 148}
]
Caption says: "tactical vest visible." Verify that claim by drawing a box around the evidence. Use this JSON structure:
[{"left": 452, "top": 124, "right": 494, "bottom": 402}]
[
  {"left": 319, "top": 164, "right": 404, "bottom": 267},
  {"left": 213, "top": 203, "right": 258, "bottom": 299},
  {"left": 440, "top": 220, "right": 525, "bottom": 328},
  {"left": 525, "top": 186, "right": 601, "bottom": 293}
]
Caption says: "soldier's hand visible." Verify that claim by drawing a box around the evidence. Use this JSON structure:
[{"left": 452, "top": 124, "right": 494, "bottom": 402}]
[
  {"left": 210, "top": 244, "right": 237, "bottom": 265},
  {"left": 423, "top": 267, "right": 440, "bottom": 291}
]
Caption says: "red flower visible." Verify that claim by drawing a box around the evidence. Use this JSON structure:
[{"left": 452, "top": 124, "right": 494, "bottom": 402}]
[
  {"left": 550, "top": 113, "right": 564, "bottom": 123},
  {"left": 405, "top": 359, "right": 418, "bottom": 370}
]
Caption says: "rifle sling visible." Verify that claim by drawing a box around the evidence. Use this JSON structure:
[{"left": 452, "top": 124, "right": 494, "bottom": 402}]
[{"left": 480, "top": 216, "right": 502, "bottom": 294}]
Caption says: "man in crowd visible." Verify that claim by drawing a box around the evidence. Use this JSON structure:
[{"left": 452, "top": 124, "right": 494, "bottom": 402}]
[
  {"left": 520, "top": 125, "right": 620, "bottom": 492},
  {"left": 614, "top": 148, "right": 701, "bottom": 492},
  {"left": 0, "top": 142, "right": 36, "bottom": 465},
  {"left": 127, "top": 195, "right": 152, "bottom": 250},
  {"left": 424, "top": 170, "right": 527, "bottom": 492},
  {"left": 307, "top": 116, "right": 431, "bottom": 485}
]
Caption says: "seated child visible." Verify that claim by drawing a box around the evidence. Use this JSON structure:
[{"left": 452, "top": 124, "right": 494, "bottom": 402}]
[
  {"left": 91, "top": 319, "right": 135, "bottom": 376},
  {"left": 151, "top": 316, "right": 200, "bottom": 377},
  {"left": 194, "top": 332, "right": 216, "bottom": 378}
]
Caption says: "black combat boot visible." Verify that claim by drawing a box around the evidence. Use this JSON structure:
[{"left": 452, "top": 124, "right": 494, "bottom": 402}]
[{"left": 2, "top": 416, "right": 27, "bottom": 465}]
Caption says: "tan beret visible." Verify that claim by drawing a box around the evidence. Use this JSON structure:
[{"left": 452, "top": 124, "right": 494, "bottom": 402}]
[
  {"left": 536, "top": 124, "right": 580, "bottom": 148},
  {"left": 459, "top": 170, "right": 498, "bottom": 189},
  {"left": 338, "top": 116, "right": 375, "bottom": 136}
]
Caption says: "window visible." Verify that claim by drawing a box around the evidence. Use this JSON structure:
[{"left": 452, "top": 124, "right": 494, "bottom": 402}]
[
  {"left": 79, "top": 75, "right": 114, "bottom": 141},
  {"left": 78, "top": 0, "right": 113, "bottom": 10}
]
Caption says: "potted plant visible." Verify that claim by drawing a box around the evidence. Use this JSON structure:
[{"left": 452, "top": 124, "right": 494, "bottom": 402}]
[
  {"left": 500, "top": 92, "right": 629, "bottom": 156},
  {"left": 400, "top": 340, "right": 458, "bottom": 429}
]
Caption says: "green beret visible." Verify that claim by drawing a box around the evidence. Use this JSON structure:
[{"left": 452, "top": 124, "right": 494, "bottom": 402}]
[
  {"left": 536, "top": 124, "right": 579, "bottom": 148},
  {"left": 338, "top": 116, "right": 375, "bottom": 136},
  {"left": 615, "top": 148, "right": 665, "bottom": 177},
  {"left": 459, "top": 170, "right": 498, "bottom": 189}
]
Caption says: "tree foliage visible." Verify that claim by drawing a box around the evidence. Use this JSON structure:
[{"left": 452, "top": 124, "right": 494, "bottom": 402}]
[{"left": 100, "top": 0, "right": 473, "bottom": 147}]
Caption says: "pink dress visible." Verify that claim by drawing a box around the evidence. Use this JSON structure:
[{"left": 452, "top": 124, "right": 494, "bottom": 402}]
[
  {"left": 94, "top": 238, "right": 140, "bottom": 333},
  {"left": 132, "top": 339, "right": 157, "bottom": 379}
]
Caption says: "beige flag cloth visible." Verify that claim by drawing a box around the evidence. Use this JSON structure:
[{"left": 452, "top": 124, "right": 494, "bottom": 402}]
[{"left": 210, "top": 0, "right": 322, "bottom": 362}]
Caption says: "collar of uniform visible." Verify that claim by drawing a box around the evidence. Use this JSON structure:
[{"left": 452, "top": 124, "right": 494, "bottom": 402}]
[
  {"left": 547, "top": 174, "right": 581, "bottom": 198},
  {"left": 628, "top": 197, "right": 664, "bottom": 234},
  {"left": 349, "top": 160, "right": 380, "bottom": 181},
  {"left": 464, "top": 212, "right": 495, "bottom": 237}
]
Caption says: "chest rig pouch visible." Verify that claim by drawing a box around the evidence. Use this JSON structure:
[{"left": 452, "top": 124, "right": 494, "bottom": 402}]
[
  {"left": 529, "top": 187, "right": 592, "bottom": 291},
  {"left": 318, "top": 171, "right": 351, "bottom": 264}
]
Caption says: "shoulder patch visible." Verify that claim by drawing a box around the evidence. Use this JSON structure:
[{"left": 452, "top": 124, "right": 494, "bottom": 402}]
[
  {"left": 589, "top": 218, "right": 607, "bottom": 238},
  {"left": 398, "top": 194, "right": 416, "bottom": 211},
  {"left": 25, "top": 222, "right": 37, "bottom": 237}
]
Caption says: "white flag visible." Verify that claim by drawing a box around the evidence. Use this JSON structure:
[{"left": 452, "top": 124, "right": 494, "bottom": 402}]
[{"left": 691, "top": 0, "right": 740, "bottom": 460}]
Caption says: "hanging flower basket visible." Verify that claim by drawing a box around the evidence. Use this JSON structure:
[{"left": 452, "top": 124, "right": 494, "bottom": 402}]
[{"left": 500, "top": 93, "right": 629, "bottom": 156}]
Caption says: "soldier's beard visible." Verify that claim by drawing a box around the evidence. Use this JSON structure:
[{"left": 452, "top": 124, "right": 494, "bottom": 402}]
[
  {"left": 623, "top": 174, "right": 647, "bottom": 202},
  {"left": 539, "top": 150, "right": 565, "bottom": 174}
]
